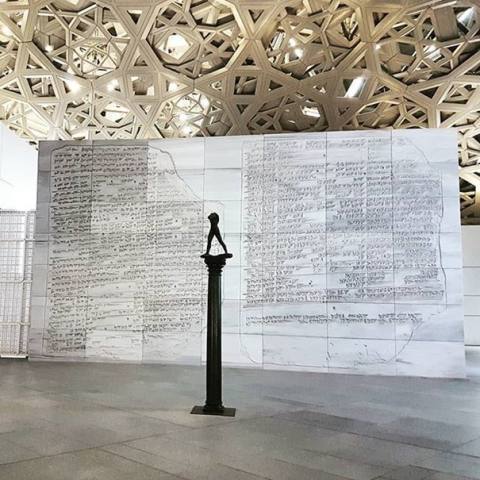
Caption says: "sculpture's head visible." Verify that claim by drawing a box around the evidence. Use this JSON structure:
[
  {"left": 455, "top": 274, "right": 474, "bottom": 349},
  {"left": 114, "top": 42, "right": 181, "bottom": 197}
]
[{"left": 208, "top": 212, "right": 219, "bottom": 224}]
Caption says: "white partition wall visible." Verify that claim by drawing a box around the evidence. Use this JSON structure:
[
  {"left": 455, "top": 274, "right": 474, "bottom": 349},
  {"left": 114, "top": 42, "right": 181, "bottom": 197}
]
[
  {"left": 0, "top": 210, "right": 35, "bottom": 357},
  {"left": 0, "top": 125, "right": 37, "bottom": 357},
  {"left": 462, "top": 225, "right": 480, "bottom": 345},
  {"left": 30, "top": 130, "right": 465, "bottom": 377}
]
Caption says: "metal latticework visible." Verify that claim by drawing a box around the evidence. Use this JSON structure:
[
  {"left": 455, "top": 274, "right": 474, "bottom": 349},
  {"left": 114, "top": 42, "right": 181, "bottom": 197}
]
[
  {"left": 0, "top": 1, "right": 478, "bottom": 219},
  {"left": 0, "top": 210, "right": 35, "bottom": 357}
]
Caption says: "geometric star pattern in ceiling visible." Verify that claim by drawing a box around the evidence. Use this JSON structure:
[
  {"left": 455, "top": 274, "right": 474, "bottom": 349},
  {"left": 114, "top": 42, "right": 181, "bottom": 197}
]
[{"left": 0, "top": 0, "right": 479, "bottom": 221}]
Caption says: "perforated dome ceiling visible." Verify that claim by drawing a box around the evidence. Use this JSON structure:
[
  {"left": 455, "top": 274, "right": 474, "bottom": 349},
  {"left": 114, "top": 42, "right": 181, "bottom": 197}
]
[{"left": 0, "top": 0, "right": 479, "bottom": 220}]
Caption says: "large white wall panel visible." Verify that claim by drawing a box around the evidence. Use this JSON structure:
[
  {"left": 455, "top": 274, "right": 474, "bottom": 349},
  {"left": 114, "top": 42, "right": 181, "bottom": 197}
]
[{"left": 29, "top": 130, "right": 465, "bottom": 377}]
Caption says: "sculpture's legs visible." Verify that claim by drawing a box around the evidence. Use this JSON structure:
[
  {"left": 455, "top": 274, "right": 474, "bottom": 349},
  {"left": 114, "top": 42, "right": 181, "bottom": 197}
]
[
  {"left": 205, "top": 231, "right": 214, "bottom": 255},
  {"left": 215, "top": 233, "right": 228, "bottom": 254}
]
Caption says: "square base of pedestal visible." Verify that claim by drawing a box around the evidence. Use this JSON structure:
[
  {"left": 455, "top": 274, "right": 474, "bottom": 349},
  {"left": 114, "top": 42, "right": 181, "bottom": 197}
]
[{"left": 191, "top": 405, "right": 236, "bottom": 417}]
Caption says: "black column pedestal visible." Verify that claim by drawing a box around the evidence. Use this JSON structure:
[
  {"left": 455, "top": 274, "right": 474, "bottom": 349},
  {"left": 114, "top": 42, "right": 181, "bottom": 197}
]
[{"left": 191, "top": 253, "right": 236, "bottom": 417}]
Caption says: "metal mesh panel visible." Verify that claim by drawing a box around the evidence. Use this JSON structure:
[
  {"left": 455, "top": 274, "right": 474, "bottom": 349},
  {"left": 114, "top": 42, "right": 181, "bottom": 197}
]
[{"left": 0, "top": 210, "right": 35, "bottom": 357}]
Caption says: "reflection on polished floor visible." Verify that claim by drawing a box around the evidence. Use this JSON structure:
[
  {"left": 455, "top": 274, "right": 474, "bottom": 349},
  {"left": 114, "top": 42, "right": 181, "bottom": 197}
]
[{"left": 0, "top": 350, "right": 479, "bottom": 480}]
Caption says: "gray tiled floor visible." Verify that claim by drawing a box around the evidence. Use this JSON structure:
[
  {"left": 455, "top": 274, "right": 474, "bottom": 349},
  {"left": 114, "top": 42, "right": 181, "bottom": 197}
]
[{"left": 0, "top": 351, "right": 479, "bottom": 480}]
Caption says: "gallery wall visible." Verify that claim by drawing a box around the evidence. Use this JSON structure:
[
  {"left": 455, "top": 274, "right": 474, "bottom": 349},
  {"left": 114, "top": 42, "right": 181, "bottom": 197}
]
[{"left": 29, "top": 130, "right": 465, "bottom": 377}]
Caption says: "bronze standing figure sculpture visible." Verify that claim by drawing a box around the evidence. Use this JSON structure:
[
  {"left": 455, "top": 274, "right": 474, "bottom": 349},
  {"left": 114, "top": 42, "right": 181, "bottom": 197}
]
[
  {"left": 192, "top": 212, "right": 235, "bottom": 416},
  {"left": 202, "top": 212, "right": 228, "bottom": 257}
]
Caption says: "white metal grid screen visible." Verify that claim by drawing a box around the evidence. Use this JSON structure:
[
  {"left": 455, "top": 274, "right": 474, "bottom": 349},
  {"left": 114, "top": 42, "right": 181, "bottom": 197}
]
[{"left": 0, "top": 210, "right": 35, "bottom": 357}]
